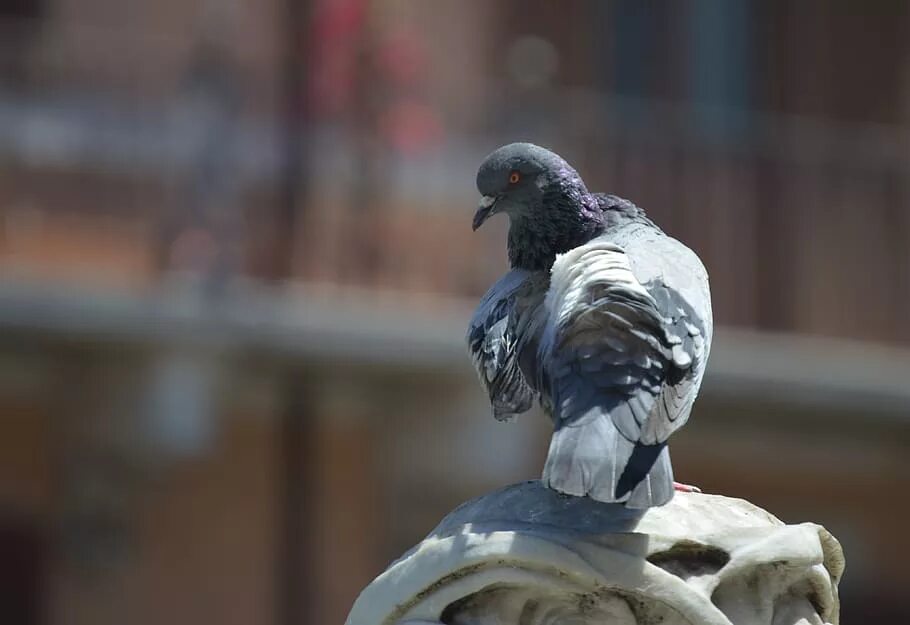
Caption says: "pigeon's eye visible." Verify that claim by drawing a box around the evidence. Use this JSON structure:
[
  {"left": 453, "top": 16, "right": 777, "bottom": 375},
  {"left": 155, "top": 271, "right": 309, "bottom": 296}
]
[{"left": 509, "top": 171, "right": 521, "bottom": 185}]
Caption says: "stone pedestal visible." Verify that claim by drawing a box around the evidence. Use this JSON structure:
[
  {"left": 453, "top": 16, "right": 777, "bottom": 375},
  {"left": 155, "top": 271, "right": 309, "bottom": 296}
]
[{"left": 346, "top": 481, "right": 844, "bottom": 625}]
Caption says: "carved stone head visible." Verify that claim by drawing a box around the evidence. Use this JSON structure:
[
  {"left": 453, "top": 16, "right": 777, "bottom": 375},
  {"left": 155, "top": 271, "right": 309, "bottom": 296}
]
[{"left": 346, "top": 482, "right": 844, "bottom": 625}]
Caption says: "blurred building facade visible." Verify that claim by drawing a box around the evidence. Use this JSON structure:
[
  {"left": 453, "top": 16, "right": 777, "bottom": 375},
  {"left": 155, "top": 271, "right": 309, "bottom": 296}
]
[{"left": 0, "top": 1, "right": 908, "bottom": 624}]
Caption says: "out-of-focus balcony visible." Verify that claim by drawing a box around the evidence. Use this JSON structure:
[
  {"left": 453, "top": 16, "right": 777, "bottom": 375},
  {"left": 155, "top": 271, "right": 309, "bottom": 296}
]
[{"left": 2, "top": 81, "right": 909, "bottom": 341}]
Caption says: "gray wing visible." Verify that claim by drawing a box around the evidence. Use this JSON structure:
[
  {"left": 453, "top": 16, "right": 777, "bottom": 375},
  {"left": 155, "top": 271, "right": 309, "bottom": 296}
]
[
  {"left": 540, "top": 234, "right": 711, "bottom": 506},
  {"left": 467, "top": 269, "right": 547, "bottom": 421}
]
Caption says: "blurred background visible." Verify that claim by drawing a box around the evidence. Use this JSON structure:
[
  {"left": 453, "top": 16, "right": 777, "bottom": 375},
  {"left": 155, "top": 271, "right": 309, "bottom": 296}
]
[{"left": 0, "top": 0, "right": 908, "bottom": 623}]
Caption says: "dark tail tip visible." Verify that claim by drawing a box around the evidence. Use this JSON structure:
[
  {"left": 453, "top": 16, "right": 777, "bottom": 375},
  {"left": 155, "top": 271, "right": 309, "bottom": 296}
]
[{"left": 615, "top": 443, "right": 666, "bottom": 499}]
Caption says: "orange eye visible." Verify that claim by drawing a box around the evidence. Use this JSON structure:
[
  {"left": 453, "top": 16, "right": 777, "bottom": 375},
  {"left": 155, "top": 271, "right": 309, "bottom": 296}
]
[{"left": 509, "top": 171, "right": 521, "bottom": 184}]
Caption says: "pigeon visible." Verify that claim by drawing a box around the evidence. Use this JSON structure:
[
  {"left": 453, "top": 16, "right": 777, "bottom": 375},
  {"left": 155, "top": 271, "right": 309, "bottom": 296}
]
[{"left": 467, "top": 143, "right": 712, "bottom": 508}]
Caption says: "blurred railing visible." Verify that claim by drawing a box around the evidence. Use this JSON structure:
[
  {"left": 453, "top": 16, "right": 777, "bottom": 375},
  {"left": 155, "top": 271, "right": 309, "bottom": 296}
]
[
  {"left": 298, "top": 89, "right": 910, "bottom": 345},
  {"left": 0, "top": 18, "right": 908, "bottom": 345}
]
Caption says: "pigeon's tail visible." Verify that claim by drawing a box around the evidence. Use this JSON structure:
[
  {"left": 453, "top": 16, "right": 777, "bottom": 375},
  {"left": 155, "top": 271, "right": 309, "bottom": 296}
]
[{"left": 542, "top": 412, "right": 674, "bottom": 508}]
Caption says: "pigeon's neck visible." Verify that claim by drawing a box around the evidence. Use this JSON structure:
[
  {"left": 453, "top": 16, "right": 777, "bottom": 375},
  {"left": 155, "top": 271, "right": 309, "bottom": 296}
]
[
  {"left": 507, "top": 193, "right": 661, "bottom": 271},
  {"left": 507, "top": 192, "right": 604, "bottom": 272}
]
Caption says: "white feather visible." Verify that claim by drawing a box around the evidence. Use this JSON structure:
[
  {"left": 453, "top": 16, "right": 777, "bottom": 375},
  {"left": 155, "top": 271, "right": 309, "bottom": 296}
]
[{"left": 541, "top": 241, "right": 654, "bottom": 358}]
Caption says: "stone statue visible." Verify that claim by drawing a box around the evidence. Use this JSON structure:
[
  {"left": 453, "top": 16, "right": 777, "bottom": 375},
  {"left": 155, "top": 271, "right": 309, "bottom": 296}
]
[{"left": 346, "top": 482, "right": 844, "bottom": 625}]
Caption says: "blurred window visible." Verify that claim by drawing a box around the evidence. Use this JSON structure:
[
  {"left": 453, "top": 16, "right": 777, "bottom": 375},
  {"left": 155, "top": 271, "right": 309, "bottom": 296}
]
[{"left": 0, "top": 0, "right": 45, "bottom": 87}]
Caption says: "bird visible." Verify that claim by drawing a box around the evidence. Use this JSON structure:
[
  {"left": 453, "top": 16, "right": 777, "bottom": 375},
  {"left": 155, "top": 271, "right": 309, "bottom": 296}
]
[{"left": 467, "top": 142, "right": 712, "bottom": 508}]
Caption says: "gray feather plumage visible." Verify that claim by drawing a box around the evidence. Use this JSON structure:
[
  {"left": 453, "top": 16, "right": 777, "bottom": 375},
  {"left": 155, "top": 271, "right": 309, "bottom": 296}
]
[
  {"left": 538, "top": 227, "right": 711, "bottom": 507},
  {"left": 468, "top": 143, "right": 712, "bottom": 508},
  {"left": 467, "top": 269, "right": 546, "bottom": 421},
  {"left": 470, "top": 226, "right": 711, "bottom": 507}
]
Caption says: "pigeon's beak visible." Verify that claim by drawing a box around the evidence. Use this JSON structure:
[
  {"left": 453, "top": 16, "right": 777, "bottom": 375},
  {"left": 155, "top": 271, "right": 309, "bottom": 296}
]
[{"left": 472, "top": 195, "right": 499, "bottom": 231}]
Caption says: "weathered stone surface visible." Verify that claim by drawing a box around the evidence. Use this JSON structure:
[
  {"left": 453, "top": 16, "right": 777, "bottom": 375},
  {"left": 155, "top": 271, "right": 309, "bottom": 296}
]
[{"left": 346, "top": 481, "right": 844, "bottom": 625}]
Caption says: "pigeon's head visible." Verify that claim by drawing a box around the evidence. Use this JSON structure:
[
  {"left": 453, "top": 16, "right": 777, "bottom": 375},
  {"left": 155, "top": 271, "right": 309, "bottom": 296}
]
[{"left": 472, "top": 142, "right": 588, "bottom": 231}]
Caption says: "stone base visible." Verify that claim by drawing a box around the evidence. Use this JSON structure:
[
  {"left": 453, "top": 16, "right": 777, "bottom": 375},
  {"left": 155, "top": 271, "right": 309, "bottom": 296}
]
[{"left": 346, "top": 481, "right": 844, "bottom": 625}]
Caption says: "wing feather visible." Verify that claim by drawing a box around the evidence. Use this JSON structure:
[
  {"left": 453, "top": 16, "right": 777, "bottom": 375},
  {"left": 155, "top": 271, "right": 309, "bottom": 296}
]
[
  {"left": 466, "top": 270, "right": 546, "bottom": 421},
  {"left": 540, "top": 237, "right": 709, "bottom": 505}
]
